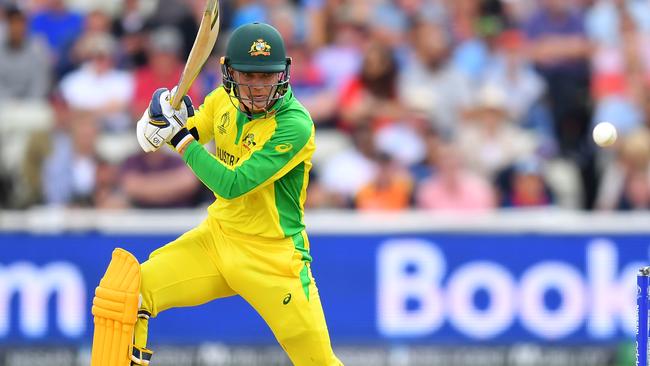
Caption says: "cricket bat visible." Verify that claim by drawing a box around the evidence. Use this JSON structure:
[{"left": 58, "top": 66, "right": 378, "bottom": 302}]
[{"left": 170, "top": 0, "right": 220, "bottom": 110}]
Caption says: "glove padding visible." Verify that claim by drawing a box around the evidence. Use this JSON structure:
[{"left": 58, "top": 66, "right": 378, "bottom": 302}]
[{"left": 136, "top": 87, "right": 195, "bottom": 153}]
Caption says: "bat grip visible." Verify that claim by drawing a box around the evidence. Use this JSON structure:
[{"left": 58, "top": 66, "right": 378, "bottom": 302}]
[{"left": 170, "top": 88, "right": 184, "bottom": 111}]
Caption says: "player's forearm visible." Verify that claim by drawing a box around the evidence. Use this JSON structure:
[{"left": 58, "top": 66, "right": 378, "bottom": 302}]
[
  {"left": 182, "top": 140, "right": 255, "bottom": 199},
  {"left": 181, "top": 121, "right": 310, "bottom": 199}
]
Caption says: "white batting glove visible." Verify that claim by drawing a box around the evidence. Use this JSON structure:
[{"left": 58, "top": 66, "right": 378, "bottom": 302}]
[{"left": 136, "top": 87, "right": 195, "bottom": 153}]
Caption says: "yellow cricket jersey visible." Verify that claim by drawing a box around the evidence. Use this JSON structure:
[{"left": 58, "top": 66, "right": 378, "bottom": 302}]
[{"left": 183, "top": 86, "right": 315, "bottom": 240}]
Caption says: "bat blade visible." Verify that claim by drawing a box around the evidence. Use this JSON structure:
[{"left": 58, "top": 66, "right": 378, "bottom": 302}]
[{"left": 170, "top": 0, "right": 220, "bottom": 110}]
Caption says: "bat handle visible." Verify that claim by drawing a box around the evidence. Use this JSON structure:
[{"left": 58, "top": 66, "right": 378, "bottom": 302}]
[{"left": 169, "top": 85, "right": 183, "bottom": 110}]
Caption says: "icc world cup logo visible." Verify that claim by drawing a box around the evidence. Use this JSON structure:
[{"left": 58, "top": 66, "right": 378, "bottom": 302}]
[{"left": 218, "top": 113, "right": 230, "bottom": 134}]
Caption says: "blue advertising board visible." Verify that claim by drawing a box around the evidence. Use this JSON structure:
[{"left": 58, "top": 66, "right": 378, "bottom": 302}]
[{"left": 0, "top": 232, "right": 647, "bottom": 347}]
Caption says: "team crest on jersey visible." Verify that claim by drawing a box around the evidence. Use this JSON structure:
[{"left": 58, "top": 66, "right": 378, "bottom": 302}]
[
  {"left": 242, "top": 133, "right": 256, "bottom": 150},
  {"left": 218, "top": 113, "right": 230, "bottom": 134},
  {"left": 249, "top": 39, "right": 271, "bottom": 56}
]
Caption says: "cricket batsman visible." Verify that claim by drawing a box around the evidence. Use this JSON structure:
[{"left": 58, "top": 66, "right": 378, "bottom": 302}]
[{"left": 90, "top": 22, "right": 343, "bottom": 365}]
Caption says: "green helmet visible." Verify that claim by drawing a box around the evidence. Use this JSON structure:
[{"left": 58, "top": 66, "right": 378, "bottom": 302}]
[{"left": 221, "top": 22, "right": 291, "bottom": 114}]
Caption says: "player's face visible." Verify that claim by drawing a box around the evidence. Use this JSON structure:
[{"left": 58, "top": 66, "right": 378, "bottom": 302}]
[{"left": 232, "top": 70, "right": 281, "bottom": 112}]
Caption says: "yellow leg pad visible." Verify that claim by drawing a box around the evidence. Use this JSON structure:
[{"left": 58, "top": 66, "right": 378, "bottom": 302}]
[{"left": 91, "top": 248, "right": 141, "bottom": 366}]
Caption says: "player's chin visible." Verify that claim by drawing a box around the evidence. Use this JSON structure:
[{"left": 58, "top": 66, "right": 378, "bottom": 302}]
[
  {"left": 241, "top": 97, "right": 269, "bottom": 113},
  {"left": 252, "top": 100, "right": 269, "bottom": 112}
]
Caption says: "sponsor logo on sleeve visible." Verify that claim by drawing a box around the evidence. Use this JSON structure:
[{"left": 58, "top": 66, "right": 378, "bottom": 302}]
[{"left": 275, "top": 143, "right": 293, "bottom": 153}]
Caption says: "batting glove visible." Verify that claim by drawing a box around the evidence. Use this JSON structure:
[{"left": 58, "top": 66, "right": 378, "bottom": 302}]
[{"left": 136, "top": 87, "right": 195, "bottom": 153}]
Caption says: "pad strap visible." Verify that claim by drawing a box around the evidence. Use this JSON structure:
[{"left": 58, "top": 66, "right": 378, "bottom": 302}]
[{"left": 131, "top": 345, "right": 154, "bottom": 365}]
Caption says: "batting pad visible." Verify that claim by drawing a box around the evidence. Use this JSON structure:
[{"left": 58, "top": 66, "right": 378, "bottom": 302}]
[{"left": 91, "top": 248, "right": 141, "bottom": 366}]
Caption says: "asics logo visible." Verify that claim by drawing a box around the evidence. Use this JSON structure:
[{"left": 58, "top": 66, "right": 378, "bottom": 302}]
[{"left": 275, "top": 143, "right": 292, "bottom": 153}]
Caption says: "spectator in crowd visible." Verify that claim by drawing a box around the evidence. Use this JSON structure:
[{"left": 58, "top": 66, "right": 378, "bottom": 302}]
[
  {"left": 451, "top": 15, "right": 502, "bottom": 83},
  {"left": 111, "top": 0, "right": 149, "bottom": 69},
  {"left": 304, "top": 171, "right": 340, "bottom": 209},
  {"left": 287, "top": 41, "right": 335, "bottom": 125},
  {"left": 131, "top": 27, "right": 200, "bottom": 118},
  {"left": 18, "top": 128, "right": 52, "bottom": 208},
  {"left": 0, "top": 6, "right": 53, "bottom": 208},
  {"left": 0, "top": 170, "right": 10, "bottom": 208},
  {"left": 367, "top": 0, "right": 446, "bottom": 54},
  {"left": 0, "top": 6, "right": 5, "bottom": 38},
  {"left": 524, "top": 0, "right": 592, "bottom": 155},
  {"left": 301, "top": 0, "right": 328, "bottom": 49},
  {"left": 303, "top": 0, "right": 354, "bottom": 49},
  {"left": 70, "top": 8, "right": 114, "bottom": 66},
  {"left": 457, "top": 83, "right": 538, "bottom": 180},
  {"left": 416, "top": 141, "right": 495, "bottom": 211},
  {"left": 231, "top": 0, "right": 269, "bottom": 29},
  {"left": 83, "top": 8, "right": 112, "bottom": 35},
  {"left": 320, "top": 126, "right": 379, "bottom": 207},
  {"left": 355, "top": 153, "right": 413, "bottom": 211},
  {"left": 268, "top": 2, "right": 303, "bottom": 46},
  {"left": 313, "top": 12, "right": 367, "bottom": 94},
  {"left": 29, "top": 0, "right": 83, "bottom": 78},
  {"left": 394, "top": 0, "right": 446, "bottom": 24},
  {"left": 59, "top": 32, "right": 134, "bottom": 132},
  {"left": 448, "top": 0, "right": 482, "bottom": 42},
  {"left": 482, "top": 29, "right": 556, "bottom": 156},
  {"left": 119, "top": 151, "right": 201, "bottom": 208},
  {"left": 483, "top": 30, "right": 548, "bottom": 127},
  {"left": 642, "top": 87, "right": 650, "bottom": 129},
  {"left": 374, "top": 120, "right": 427, "bottom": 167},
  {"left": 268, "top": 3, "right": 339, "bottom": 126},
  {"left": 42, "top": 111, "right": 99, "bottom": 207},
  {"left": 338, "top": 41, "right": 406, "bottom": 132},
  {"left": 399, "top": 16, "right": 474, "bottom": 135},
  {"left": 94, "top": 158, "right": 128, "bottom": 209},
  {"left": 590, "top": 4, "right": 648, "bottom": 137},
  {"left": 596, "top": 128, "right": 650, "bottom": 210},
  {"left": 499, "top": 0, "right": 537, "bottom": 27},
  {"left": 410, "top": 127, "right": 441, "bottom": 183},
  {"left": 498, "top": 157, "right": 554, "bottom": 207},
  {"left": 586, "top": 0, "right": 650, "bottom": 47},
  {"left": 0, "top": 6, "right": 50, "bottom": 100},
  {"left": 618, "top": 169, "right": 650, "bottom": 210},
  {"left": 147, "top": 0, "right": 198, "bottom": 58}
]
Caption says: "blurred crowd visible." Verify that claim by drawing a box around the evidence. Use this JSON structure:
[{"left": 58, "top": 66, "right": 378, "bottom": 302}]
[{"left": 1, "top": 0, "right": 650, "bottom": 212}]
